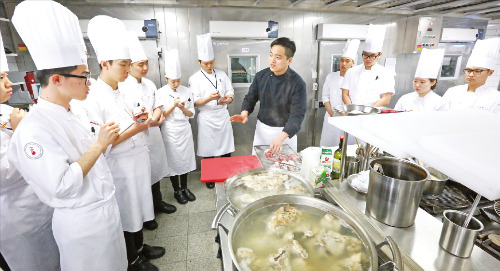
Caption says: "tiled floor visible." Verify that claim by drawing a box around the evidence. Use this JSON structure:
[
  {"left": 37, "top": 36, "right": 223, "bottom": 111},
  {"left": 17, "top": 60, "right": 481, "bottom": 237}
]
[{"left": 145, "top": 172, "right": 223, "bottom": 271}]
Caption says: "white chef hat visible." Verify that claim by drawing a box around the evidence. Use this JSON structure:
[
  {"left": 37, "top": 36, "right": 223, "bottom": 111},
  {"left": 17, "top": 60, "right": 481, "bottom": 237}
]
[
  {"left": 196, "top": 33, "right": 214, "bottom": 61},
  {"left": 466, "top": 38, "right": 500, "bottom": 70},
  {"left": 364, "top": 25, "right": 386, "bottom": 53},
  {"left": 342, "top": 39, "right": 360, "bottom": 62},
  {"left": 126, "top": 31, "right": 147, "bottom": 63},
  {"left": 0, "top": 30, "right": 8, "bottom": 72},
  {"left": 11, "top": 0, "right": 86, "bottom": 70},
  {"left": 414, "top": 48, "right": 445, "bottom": 79},
  {"left": 88, "top": 15, "right": 130, "bottom": 62},
  {"left": 164, "top": 49, "right": 182, "bottom": 79}
]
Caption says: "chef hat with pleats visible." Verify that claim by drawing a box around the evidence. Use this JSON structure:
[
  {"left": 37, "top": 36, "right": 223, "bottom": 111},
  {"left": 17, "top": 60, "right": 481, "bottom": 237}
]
[
  {"left": 197, "top": 33, "right": 214, "bottom": 61},
  {"left": 88, "top": 15, "right": 130, "bottom": 62},
  {"left": 126, "top": 31, "right": 147, "bottom": 63},
  {"left": 164, "top": 49, "right": 182, "bottom": 79},
  {"left": 342, "top": 39, "right": 360, "bottom": 62},
  {"left": 363, "top": 25, "right": 386, "bottom": 53},
  {"left": 11, "top": 0, "right": 86, "bottom": 70},
  {"left": 466, "top": 38, "right": 500, "bottom": 70},
  {"left": 414, "top": 48, "right": 445, "bottom": 79},
  {"left": 0, "top": 30, "right": 8, "bottom": 72}
]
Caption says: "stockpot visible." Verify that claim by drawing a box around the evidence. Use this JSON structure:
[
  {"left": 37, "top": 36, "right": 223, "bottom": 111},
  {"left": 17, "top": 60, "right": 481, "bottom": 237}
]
[
  {"left": 366, "top": 157, "right": 429, "bottom": 228},
  {"left": 225, "top": 194, "right": 403, "bottom": 271}
]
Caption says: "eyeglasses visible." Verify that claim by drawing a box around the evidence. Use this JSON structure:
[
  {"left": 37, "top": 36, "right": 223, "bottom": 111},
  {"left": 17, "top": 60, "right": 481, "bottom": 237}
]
[
  {"left": 463, "top": 69, "right": 489, "bottom": 76},
  {"left": 362, "top": 53, "right": 380, "bottom": 60},
  {"left": 57, "top": 73, "right": 92, "bottom": 85}
]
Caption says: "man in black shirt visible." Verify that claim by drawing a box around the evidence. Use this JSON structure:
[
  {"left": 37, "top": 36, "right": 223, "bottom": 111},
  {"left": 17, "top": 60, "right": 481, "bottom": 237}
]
[{"left": 231, "top": 37, "right": 307, "bottom": 155}]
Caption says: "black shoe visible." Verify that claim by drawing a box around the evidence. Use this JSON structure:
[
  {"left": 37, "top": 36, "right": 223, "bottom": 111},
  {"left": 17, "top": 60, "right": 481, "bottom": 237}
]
[
  {"left": 141, "top": 244, "right": 165, "bottom": 260},
  {"left": 154, "top": 201, "right": 177, "bottom": 214},
  {"left": 174, "top": 190, "right": 188, "bottom": 204},
  {"left": 182, "top": 188, "right": 196, "bottom": 201},
  {"left": 206, "top": 182, "right": 215, "bottom": 189},
  {"left": 143, "top": 220, "right": 158, "bottom": 231},
  {"left": 128, "top": 262, "right": 159, "bottom": 271}
]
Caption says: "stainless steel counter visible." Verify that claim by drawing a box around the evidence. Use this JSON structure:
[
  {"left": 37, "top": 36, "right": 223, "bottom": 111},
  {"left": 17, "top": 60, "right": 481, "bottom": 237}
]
[{"left": 323, "top": 180, "right": 500, "bottom": 271}]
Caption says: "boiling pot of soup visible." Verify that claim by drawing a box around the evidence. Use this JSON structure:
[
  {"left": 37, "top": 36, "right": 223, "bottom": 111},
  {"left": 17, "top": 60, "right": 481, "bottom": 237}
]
[{"left": 227, "top": 194, "right": 402, "bottom": 271}]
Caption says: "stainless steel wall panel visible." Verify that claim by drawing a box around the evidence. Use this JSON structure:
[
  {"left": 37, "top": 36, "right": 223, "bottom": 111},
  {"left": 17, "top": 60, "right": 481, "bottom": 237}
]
[{"left": 155, "top": 6, "right": 168, "bottom": 87}]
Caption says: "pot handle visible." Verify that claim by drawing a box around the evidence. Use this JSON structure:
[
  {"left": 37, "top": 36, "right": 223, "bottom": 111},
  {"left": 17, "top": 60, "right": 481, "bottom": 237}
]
[
  {"left": 211, "top": 202, "right": 230, "bottom": 230},
  {"left": 227, "top": 204, "right": 238, "bottom": 217},
  {"left": 376, "top": 236, "right": 403, "bottom": 271}
]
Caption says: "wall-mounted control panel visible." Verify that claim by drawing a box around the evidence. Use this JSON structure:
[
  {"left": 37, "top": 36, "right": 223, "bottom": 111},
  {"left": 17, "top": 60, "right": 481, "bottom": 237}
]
[{"left": 415, "top": 17, "right": 443, "bottom": 52}]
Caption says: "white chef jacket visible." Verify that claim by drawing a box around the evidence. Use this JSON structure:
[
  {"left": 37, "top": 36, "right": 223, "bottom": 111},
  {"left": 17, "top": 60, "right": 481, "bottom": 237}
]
[
  {"left": 119, "top": 76, "right": 169, "bottom": 183},
  {"left": 394, "top": 91, "right": 448, "bottom": 112},
  {"left": 85, "top": 78, "right": 148, "bottom": 156},
  {"left": 341, "top": 63, "right": 396, "bottom": 106},
  {"left": 321, "top": 71, "right": 343, "bottom": 108},
  {"left": 156, "top": 84, "right": 195, "bottom": 122},
  {"left": 7, "top": 99, "right": 127, "bottom": 271},
  {"left": 443, "top": 84, "right": 500, "bottom": 113},
  {"left": 156, "top": 84, "right": 197, "bottom": 175},
  {"left": 85, "top": 78, "right": 154, "bottom": 232},
  {"left": 189, "top": 69, "right": 234, "bottom": 112},
  {"left": 0, "top": 105, "right": 59, "bottom": 271},
  {"left": 319, "top": 72, "right": 357, "bottom": 147},
  {"left": 189, "top": 69, "right": 235, "bottom": 157}
]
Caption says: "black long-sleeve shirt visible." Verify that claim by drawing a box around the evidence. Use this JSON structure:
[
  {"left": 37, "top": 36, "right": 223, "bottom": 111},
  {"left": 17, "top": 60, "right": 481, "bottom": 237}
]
[{"left": 241, "top": 67, "right": 307, "bottom": 138}]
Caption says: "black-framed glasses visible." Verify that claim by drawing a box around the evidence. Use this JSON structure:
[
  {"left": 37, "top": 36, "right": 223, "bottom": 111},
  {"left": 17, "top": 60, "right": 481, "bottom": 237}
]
[
  {"left": 362, "top": 53, "right": 380, "bottom": 60},
  {"left": 57, "top": 73, "right": 91, "bottom": 85},
  {"left": 463, "top": 69, "right": 489, "bottom": 76}
]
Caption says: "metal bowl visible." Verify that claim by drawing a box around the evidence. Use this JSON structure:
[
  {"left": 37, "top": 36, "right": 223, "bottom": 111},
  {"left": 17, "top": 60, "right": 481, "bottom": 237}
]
[
  {"left": 211, "top": 168, "right": 314, "bottom": 229},
  {"left": 333, "top": 104, "right": 380, "bottom": 117},
  {"left": 224, "top": 168, "right": 315, "bottom": 210}
]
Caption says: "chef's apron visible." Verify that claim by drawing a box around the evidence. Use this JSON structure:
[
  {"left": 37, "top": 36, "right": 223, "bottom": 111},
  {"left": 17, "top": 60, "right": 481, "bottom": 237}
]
[
  {"left": 252, "top": 120, "right": 297, "bottom": 154},
  {"left": 107, "top": 146, "right": 154, "bottom": 232},
  {"left": 320, "top": 112, "right": 356, "bottom": 147},
  {"left": 161, "top": 120, "right": 196, "bottom": 176},
  {"left": 0, "top": 185, "right": 60, "bottom": 271},
  {"left": 146, "top": 126, "right": 169, "bottom": 183},
  {"left": 197, "top": 108, "right": 235, "bottom": 157},
  {"left": 53, "top": 198, "right": 127, "bottom": 271}
]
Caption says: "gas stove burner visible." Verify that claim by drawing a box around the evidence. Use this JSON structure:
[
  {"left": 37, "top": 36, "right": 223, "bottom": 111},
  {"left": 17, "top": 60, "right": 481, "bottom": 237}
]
[
  {"left": 477, "top": 231, "right": 500, "bottom": 260},
  {"left": 488, "top": 234, "right": 500, "bottom": 251},
  {"left": 420, "top": 185, "right": 472, "bottom": 215},
  {"left": 481, "top": 206, "right": 500, "bottom": 224}
]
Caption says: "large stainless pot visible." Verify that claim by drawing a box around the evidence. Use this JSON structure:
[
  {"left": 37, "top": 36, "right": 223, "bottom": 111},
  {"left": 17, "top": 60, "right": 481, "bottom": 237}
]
[
  {"left": 211, "top": 168, "right": 315, "bottom": 229},
  {"left": 366, "top": 157, "right": 428, "bottom": 228},
  {"left": 226, "top": 194, "right": 403, "bottom": 271}
]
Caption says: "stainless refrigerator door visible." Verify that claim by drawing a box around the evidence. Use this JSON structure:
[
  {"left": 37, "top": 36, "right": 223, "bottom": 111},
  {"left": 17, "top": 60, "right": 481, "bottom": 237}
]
[{"left": 212, "top": 39, "right": 272, "bottom": 156}]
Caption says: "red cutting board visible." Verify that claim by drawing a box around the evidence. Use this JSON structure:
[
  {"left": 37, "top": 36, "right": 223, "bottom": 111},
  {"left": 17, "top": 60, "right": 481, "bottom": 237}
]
[{"left": 200, "top": 155, "right": 262, "bottom": 183}]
